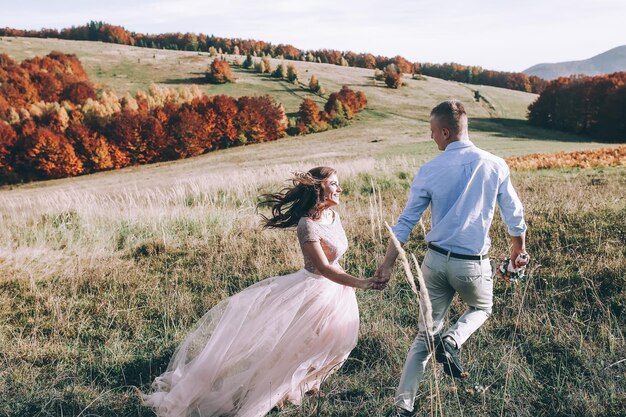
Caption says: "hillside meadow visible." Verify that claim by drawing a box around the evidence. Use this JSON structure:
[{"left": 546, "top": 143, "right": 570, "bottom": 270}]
[{"left": 1, "top": 37, "right": 625, "bottom": 416}]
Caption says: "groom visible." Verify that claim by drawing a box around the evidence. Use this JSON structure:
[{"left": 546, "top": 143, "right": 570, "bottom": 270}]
[{"left": 375, "top": 99, "right": 529, "bottom": 416}]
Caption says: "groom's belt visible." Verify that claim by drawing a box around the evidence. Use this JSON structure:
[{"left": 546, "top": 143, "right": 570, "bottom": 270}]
[{"left": 427, "top": 243, "right": 488, "bottom": 261}]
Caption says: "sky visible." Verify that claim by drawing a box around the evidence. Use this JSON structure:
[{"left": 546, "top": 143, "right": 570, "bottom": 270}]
[{"left": 1, "top": 0, "right": 625, "bottom": 72}]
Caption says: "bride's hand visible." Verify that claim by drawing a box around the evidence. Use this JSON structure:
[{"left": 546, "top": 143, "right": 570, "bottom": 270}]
[{"left": 361, "top": 277, "right": 387, "bottom": 290}]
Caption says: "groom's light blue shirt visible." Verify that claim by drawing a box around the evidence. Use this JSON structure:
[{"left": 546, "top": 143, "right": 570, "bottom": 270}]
[{"left": 392, "top": 140, "right": 526, "bottom": 255}]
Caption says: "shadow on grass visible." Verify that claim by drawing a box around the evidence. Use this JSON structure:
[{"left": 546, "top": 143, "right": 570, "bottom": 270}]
[
  {"left": 115, "top": 349, "right": 174, "bottom": 387},
  {"left": 469, "top": 117, "right": 597, "bottom": 143},
  {"left": 161, "top": 75, "right": 208, "bottom": 85}
]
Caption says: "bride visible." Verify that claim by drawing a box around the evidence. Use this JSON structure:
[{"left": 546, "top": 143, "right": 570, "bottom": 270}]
[{"left": 143, "top": 166, "right": 384, "bottom": 417}]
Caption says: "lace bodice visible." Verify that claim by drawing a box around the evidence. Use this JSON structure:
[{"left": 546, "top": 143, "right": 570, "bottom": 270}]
[{"left": 297, "top": 211, "right": 348, "bottom": 274}]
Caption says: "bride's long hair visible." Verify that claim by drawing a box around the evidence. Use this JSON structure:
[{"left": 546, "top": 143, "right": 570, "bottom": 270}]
[{"left": 258, "top": 166, "right": 336, "bottom": 229}]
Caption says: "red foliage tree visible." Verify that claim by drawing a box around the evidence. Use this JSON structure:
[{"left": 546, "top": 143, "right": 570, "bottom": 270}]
[
  {"left": 166, "top": 105, "right": 211, "bottom": 158},
  {"left": 0, "top": 95, "right": 11, "bottom": 121},
  {"left": 0, "top": 121, "right": 17, "bottom": 181},
  {"left": 66, "top": 121, "right": 128, "bottom": 172},
  {"left": 99, "top": 24, "right": 134, "bottom": 45},
  {"left": 384, "top": 64, "right": 402, "bottom": 89},
  {"left": 61, "top": 81, "right": 97, "bottom": 104},
  {"left": 0, "top": 59, "right": 39, "bottom": 108},
  {"left": 296, "top": 99, "right": 329, "bottom": 134},
  {"left": 30, "top": 70, "right": 64, "bottom": 102},
  {"left": 236, "top": 96, "right": 287, "bottom": 143},
  {"left": 335, "top": 86, "right": 367, "bottom": 117},
  {"left": 106, "top": 110, "right": 158, "bottom": 164},
  {"left": 206, "top": 59, "right": 236, "bottom": 84},
  {"left": 207, "top": 95, "right": 239, "bottom": 148},
  {"left": 47, "top": 51, "right": 89, "bottom": 82},
  {"left": 19, "top": 126, "right": 84, "bottom": 179},
  {"left": 392, "top": 56, "right": 414, "bottom": 74}
]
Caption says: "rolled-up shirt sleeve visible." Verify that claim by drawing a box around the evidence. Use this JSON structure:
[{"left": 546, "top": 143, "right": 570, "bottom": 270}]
[
  {"left": 392, "top": 171, "right": 431, "bottom": 244},
  {"left": 497, "top": 168, "right": 527, "bottom": 236}
]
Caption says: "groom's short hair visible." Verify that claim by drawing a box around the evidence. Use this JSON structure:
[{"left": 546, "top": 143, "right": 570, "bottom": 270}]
[{"left": 430, "top": 99, "right": 467, "bottom": 135}]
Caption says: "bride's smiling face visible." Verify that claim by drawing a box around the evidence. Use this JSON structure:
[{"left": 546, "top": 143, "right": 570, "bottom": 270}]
[{"left": 321, "top": 174, "right": 342, "bottom": 207}]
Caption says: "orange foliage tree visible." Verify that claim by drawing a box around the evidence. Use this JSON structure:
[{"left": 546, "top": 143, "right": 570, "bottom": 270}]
[
  {"left": 384, "top": 64, "right": 402, "bottom": 89},
  {"left": 166, "top": 104, "right": 212, "bottom": 158},
  {"left": 206, "top": 59, "right": 236, "bottom": 84},
  {"left": 335, "top": 86, "right": 367, "bottom": 117},
  {"left": 66, "top": 121, "right": 128, "bottom": 172},
  {"left": 106, "top": 110, "right": 164, "bottom": 164},
  {"left": 236, "top": 96, "right": 287, "bottom": 143},
  {"left": 318, "top": 86, "right": 367, "bottom": 129},
  {"left": 207, "top": 95, "right": 239, "bottom": 148},
  {"left": 62, "top": 81, "right": 97, "bottom": 104},
  {"left": 0, "top": 121, "right": 17, "bottom": 181},
  {"left": 296, "top": 99, "right": 329, "bottom": 134},
  {"left": 17, "top": 126, "right": 83, "bottom": 180},
  {"left": 30, "top": 71, "right": 64, "bottom": 102},
  {"left": 0, "top": 54, "right": 39, "bottom": 108}
]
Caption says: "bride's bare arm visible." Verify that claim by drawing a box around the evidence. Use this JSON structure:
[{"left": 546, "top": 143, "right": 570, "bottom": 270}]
[{"left": 301, "top": 241, "right": 378, "bottom": 289}]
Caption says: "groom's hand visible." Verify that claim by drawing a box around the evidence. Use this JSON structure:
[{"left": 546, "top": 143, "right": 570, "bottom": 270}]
[{"left": 375, "top": 265, "right": 392, "bottom": 283}]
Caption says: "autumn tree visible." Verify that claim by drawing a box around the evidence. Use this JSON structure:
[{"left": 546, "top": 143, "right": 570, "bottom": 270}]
[
  {"left": 0, "top": 57, "right": 39, "bottom": 108},
  {"left": 261, "top": 57, "right": 272, "bottom": 74},
  {"left": 236, "top": 95, "right": 287, "bottom": 143},
  {"left": 106, "top": 110, "right": 168, "bottom": 164},
  {"left": 272, "top": 63, "right": 288, "bottom": 79},
  {"left": 62, "top": 81, "right": 97, "bottom": 104},
  {"left": 166, "top": 105, "right": 211, "bottom": 158},
  {"left": 286, "top": 63, "right": 299, "bottom": 84},
  {"left": 65, "top": 121, "right": 128, "bottom": 172},
  {"left": 323, "top": 87, "right": 367, "bottom": 128},
  {"left": 323, "top": 95, "right": 349, "bottom": 128},
  {"left": 209, "top": 95, "right": 239, "bottom": 148},
  {"left": 30, "top": 71, "right": 64, "bottom": 102},
  {"left": 296, "top": 99, "right": 329, "bottom": 134},
  {"left": 309, "top": 75, "right": 324, "bottom": 95},
  {"left": 0, "top": 121, "right": 17, "bottom": 181},
  {"left": 206, "top": 59, "right": 236, "bottom": 84},
  {"left": 384, "top": 63, "right": 402, "bottom": 88},
  {"left": 18, "top": 126, "right": 84, "bottom": 180},
  {"left": 335, "top": 86, "right": 367, "bottom": 117}
]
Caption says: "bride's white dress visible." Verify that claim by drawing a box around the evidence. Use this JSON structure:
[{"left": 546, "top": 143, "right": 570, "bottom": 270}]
[{"left": 143, "top": 211, "right": 359, "bottom": 417}]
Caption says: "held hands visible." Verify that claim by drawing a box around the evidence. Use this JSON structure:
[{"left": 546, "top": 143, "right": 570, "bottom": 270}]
[
  {"left": 357, "top": 262, "right": 395, "bottom": 290},
  {"left": 361, "top": 277, "right": 388, "bottom": 290},
  {"left": 358, "top": 264, "right": 394, "bottom": 291},
  {"left": 374, "top": 265, "right": 393, "bottom": 284}
]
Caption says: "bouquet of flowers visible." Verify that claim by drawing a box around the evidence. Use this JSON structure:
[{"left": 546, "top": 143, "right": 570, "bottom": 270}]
[{"left": 495, "top": 253, "right": 529, "bottom": 283}]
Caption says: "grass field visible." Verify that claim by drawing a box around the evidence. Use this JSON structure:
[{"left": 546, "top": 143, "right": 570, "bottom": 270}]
[{"left": 1, "top": 37, "right": 625, "bottom": 417}]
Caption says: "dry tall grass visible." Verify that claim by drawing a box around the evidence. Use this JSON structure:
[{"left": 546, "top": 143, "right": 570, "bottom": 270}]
[{"left": 1, "top": 161, "right": 624, "bottom": 416}]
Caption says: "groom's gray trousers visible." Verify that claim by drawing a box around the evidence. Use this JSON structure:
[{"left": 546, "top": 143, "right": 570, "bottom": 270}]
[{"left": 394, "top": 248, "right": 493, "bottom": 411}]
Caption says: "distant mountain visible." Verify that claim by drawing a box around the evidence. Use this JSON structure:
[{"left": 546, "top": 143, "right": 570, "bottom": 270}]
[{"left": 523, "top": 45, "right": 626, "bottom": 80}]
